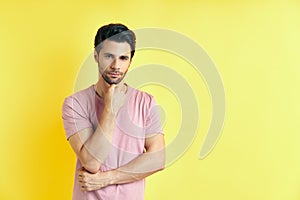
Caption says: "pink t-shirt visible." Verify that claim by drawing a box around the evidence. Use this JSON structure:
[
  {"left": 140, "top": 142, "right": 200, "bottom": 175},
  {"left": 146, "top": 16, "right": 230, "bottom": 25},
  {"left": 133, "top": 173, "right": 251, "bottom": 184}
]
[{"left": 62, "top": 84, "right": 163, "bottom": 200}]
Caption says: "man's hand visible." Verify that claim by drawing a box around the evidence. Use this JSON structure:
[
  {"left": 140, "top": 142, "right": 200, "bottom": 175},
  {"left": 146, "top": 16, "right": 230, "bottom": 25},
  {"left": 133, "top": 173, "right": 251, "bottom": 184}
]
[
  {"left": 102, "top": 83, "right": 127, "bottom": 116},
  {"left": 77, "top": 168, "right": 112, "bottom": 191},
  {"left": 103, "top": 84, "right": 116, "bottom": 110}
]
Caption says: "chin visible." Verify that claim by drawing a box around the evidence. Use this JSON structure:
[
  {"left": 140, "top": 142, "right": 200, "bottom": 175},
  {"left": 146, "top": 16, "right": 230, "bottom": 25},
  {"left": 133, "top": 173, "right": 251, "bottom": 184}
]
[{"left": 105, "top": 78, "right": 123, "bottom": 85}]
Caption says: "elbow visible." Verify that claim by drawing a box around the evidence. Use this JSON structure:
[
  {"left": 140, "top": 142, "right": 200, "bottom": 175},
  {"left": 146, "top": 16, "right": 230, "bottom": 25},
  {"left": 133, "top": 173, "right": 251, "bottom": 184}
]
[
  {"left": 81, "top": 159, "right": 102, "bottom": 174},
  {"left": 154, "top": 164, "right": 164, "bottom": 173},
  {"left": 78, "top": 145, "right": 103, "bottom": 174},
  {"left": 158, "top": 160, "right": 165, "bottom": 171}
]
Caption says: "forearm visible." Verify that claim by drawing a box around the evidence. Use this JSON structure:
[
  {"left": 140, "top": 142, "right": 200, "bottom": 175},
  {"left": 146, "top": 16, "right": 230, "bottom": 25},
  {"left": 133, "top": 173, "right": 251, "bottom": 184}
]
[
  {"left": 107, "top": 148, "right": 165, "bottom": 185},
  {"left": 78, "top": 149, "right": 165, "bottom": 191},
  {"left": 71, "top": 84, "right": 128, "bottom": 174},
  {"left": 79, "top": 106, "right": 115, "bottom": 172},
  {"left": 78, "top": 133, "right": 165, "bottom": 191}
]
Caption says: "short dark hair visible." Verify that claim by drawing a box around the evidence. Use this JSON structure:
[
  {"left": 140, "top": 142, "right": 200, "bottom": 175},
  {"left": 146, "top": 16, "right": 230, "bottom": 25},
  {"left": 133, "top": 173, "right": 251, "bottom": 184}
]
[{"left": 94, "top": 23, "right": 136, "bottom": 59}]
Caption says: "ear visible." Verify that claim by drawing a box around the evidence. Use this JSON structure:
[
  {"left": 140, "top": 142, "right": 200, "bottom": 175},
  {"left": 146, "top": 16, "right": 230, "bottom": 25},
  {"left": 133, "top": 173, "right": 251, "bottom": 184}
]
[{"left": 94, "top": 49, "right": 99, "bottom": 62}]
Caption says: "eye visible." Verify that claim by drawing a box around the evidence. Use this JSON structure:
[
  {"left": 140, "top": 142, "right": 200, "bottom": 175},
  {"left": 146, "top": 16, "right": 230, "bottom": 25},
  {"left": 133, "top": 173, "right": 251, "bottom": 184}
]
[
  {"left": 104, "top": 54, "right": 113, "bottom": 59},
  {"left": 120, "top": 56, "right": 129, "bottom": 61}
]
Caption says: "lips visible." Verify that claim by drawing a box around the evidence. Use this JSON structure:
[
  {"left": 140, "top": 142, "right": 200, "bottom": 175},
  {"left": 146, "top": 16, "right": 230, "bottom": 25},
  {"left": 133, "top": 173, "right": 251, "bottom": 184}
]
[{"left": 108, "top": 72, "right": 121, "bottom": 77}]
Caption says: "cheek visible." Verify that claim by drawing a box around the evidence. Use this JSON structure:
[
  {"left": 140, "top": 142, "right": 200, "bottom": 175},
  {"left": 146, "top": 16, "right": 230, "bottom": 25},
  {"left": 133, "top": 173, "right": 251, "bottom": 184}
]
[
  {"left": 99, "top": 60, "right": 112, "bottom": 70},
  {"left": 121, "top": 61, "right": 131, "bottom": 70}
]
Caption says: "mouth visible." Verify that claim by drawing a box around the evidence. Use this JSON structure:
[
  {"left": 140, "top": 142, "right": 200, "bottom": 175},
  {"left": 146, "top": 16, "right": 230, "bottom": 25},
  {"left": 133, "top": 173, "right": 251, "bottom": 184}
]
[{"left": 108, "top": 72, "right": 121, "bottom": 78}]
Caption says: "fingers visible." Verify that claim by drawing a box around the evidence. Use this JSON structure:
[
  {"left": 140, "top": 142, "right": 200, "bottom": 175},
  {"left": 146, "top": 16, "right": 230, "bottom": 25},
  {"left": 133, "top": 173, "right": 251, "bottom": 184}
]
[
  {"left": 103, "top": 84, "right": 126, "bottom": 115},
  {"left": 77, "top": 168, "right": 88, "bottom": 177},
  {"left": 108, "top": 84, "right": 116, "bottom": 92},
  {"left": 79, "top": 181, "right": 103, "bottom": 191},
  {"left": 78, "top": 173, "right": 97, "bottom": 184},
  {"left": 78, "top": 177, "right": 105, "bottom": 191},
  {"left": 103, "top": 84, "right": 116, "bottom": 107},
  {"left": 78, "top": 172, "right": 96, "bottom": 191},
  {"left": 77, "top": 169, "right": 109, "bottom": 191},
  {"left": 107, "top": 83, "right": 127, "bottom": 100},
  {"left": 77, "top": 170, "right": 102, "bottom": 191}
]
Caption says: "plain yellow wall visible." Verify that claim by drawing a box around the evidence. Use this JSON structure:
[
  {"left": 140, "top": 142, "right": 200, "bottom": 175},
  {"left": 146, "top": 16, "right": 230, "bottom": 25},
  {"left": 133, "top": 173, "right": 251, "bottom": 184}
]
[{"left": 1, "top": 0, "right": 300, "bottom": 199}]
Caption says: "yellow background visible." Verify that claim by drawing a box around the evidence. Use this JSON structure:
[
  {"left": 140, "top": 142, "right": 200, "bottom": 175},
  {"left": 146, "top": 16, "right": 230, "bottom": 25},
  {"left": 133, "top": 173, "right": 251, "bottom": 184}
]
[{"left": 1, "top": 0, "right": 300, "bottom": 199}]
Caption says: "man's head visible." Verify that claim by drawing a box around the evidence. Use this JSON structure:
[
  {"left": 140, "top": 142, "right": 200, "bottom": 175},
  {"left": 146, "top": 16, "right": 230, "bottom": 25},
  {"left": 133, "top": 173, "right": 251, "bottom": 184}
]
[
  {"left": 94, "top": 23, "right": 136, "bottom": 59},
  {"left": 94, "top": 23, "right": 136, "bottom": 85}
]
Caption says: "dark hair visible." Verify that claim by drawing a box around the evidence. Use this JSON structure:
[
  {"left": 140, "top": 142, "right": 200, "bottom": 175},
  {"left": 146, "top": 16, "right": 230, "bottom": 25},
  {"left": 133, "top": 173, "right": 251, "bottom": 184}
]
[{"left": 94, "top": 23, "right": 136, "bottom": 59}]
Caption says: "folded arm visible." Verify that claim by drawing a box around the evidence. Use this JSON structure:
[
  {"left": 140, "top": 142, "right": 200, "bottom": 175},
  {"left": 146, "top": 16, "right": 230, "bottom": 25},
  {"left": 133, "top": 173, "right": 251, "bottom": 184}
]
[
  {"left": 68, "top": 106, "right": 114, "bottom": 173},
  {"left": 77, "top": 133, "right": 165, "bottom": 191},
  {"left": 68, "top": 85, "right": 117, "bottom": 174}
]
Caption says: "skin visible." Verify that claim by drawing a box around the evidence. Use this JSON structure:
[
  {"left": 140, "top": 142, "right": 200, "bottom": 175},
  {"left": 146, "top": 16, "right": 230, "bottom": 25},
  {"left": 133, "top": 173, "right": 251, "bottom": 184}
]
[{"left": 68, "top": 39, "right": 165, "bottom": 192}]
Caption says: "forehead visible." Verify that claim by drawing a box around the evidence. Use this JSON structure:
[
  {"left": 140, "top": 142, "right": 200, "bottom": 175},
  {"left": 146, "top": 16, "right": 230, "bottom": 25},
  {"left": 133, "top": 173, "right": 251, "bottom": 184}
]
[{"left": 100, "top": 40, "right": 131, "bottom": 56}]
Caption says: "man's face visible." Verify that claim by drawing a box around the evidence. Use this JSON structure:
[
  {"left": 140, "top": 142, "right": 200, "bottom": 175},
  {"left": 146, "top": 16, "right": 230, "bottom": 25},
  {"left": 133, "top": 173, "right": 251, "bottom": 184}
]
[{"left": 94, "top": 40, "right": 132, "bottom": 85}]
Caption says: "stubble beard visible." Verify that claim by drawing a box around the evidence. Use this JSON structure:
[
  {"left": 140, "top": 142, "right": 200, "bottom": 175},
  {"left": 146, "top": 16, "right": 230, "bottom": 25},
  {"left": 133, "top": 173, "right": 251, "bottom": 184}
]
[{"left": 102, "top": 69, "right": 128, "bottom": 85}]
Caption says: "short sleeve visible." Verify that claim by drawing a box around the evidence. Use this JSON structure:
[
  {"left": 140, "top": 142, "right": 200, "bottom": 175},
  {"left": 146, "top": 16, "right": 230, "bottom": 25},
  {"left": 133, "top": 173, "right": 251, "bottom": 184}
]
[
  {"left": 145, "top": 97, "right": 164, "bottom": 137},
  {"left": 62, "top": 96, "right": 92, "bottom": 140}
]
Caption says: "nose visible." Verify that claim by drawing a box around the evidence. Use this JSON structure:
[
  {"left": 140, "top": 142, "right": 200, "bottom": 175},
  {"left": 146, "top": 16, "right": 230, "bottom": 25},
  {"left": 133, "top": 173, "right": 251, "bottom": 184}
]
[{"left": 110, "top": 58, "right": 120, "bottom": 70}]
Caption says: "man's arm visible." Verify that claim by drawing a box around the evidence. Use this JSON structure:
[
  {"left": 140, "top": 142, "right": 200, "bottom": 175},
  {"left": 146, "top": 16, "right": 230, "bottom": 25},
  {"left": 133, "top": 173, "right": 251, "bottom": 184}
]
[
  {"left": 77, "top": 133, "right": 165, "bottom": 191},
  {"left": 109, "top": 133, "right": 165, "bottom": 183},
  {"left": 67, "top": 85, "right": 117, "bottom": 174}
]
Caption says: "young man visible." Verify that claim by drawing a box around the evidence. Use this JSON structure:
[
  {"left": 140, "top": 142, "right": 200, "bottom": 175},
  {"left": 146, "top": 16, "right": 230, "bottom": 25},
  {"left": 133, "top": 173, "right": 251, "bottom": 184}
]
[{"left": 62, "top": 23, "right": 165, "bottom": 200}]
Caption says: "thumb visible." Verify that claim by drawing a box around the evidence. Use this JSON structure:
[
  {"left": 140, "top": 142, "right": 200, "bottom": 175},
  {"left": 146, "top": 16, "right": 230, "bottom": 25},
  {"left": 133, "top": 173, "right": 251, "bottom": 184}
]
[
  {"left": 108, "top": 84, "right": 116, "bottom": 93},
  {"left": 110, "top": 84, "right": 117, "bottom": 90}
]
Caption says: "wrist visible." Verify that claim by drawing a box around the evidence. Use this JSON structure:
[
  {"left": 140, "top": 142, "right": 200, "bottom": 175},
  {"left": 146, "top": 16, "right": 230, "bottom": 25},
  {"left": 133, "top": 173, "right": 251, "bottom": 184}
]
[
  {"left": 103, "top": 103, "right": 113, "bottom": 112},
  {"left": 105, "top": 169, "right": 117, "bottom": 186},
  {"left": 103, "top": 105, "right": 114, "bottom": 118}
]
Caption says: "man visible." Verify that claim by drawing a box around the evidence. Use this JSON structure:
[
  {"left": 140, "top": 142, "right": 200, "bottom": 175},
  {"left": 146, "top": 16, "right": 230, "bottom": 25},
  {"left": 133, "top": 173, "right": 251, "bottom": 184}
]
[{"left": 62, "top": 23, "right": 165, "bottom": 200}]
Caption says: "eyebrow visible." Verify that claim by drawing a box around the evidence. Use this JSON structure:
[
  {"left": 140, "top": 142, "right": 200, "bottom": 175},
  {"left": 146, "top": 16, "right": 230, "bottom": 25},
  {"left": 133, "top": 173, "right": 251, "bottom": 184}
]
[
  {"left": 103, "top": 53, "right": 114, "bottom": 57},
  {"left": 119, "top": 55, "right": 129, "bottom": 59},
  {"left": 103, "top": 53, "right": 130, "bottom": 59}
]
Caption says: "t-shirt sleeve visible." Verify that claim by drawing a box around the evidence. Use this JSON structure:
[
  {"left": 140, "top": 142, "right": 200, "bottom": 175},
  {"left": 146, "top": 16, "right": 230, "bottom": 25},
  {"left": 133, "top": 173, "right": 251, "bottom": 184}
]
[
  {"left": 62, "top": 96, "right": 92, "bottom": 140},
  {"left": 145, "top": 96, "right": 164, "bottom": 137}
]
